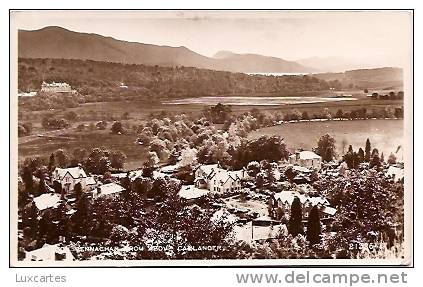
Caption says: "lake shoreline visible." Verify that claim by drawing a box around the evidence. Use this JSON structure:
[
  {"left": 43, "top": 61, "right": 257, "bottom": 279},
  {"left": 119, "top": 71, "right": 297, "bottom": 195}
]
[{"left": 248, "top": 118, "right": 404, "bottom": 159}]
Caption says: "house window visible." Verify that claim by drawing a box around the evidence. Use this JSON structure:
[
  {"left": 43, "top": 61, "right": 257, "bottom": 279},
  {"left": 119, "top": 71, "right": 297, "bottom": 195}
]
[{"left": 64, "top": 183, "right": 70, "bottom": 192}]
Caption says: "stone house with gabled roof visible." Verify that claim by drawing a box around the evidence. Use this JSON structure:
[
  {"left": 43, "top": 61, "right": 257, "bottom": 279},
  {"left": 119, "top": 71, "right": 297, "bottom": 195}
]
[
  {"left": 270, "top": 190, "right": 336, "bottom": 222},
  {"left": 51, "top": 165, "right": 87, "bottom": 193},
  {"left": 289, "top": 150, "right": 322, "bottom": 170},
  {"left": 194, "top": 163, "right": 246, "bottom": 193}
]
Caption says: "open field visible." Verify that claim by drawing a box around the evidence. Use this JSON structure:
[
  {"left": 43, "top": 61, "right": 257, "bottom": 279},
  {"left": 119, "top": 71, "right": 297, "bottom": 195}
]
[
  {"left": 248, "top": 119, "right": 405, "bottom": 160},
  {"left": 19, "top": 96, "right": 403, "bottom": 124},
  {"left": 18, "top": 96, "right": 402, "bottom": 137},
  {"left": 18, "top": 130, "right": 148, "bottom": 171}
]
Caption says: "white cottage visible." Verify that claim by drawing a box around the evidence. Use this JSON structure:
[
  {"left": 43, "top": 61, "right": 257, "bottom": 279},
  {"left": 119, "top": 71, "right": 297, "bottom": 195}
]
[
  {"left": 194, "top": 164, "right": 246, "bottom": 193},
  {"left": 52, "top": 166, "right": 87, "bottom": 193},
  {"left": 386, "top": 165, "right": 404, "bottom": 182},
  {"left": 41, "top": 81, "right": 72, "bottom": 93},
  {"left": 33, "top": 193, "right": 62, "bottom": 211},
  {"left": 92, "top": 182, "right": 126, "bottom": 199},
  {"left": 289, "top": 151, "right": 322, "bottom": 170}
]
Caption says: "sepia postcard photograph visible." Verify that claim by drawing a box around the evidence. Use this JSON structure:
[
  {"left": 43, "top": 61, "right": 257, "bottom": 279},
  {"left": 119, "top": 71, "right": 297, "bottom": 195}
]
[{"left": 9, "top": 10, "right": 413, "bottom": 267}]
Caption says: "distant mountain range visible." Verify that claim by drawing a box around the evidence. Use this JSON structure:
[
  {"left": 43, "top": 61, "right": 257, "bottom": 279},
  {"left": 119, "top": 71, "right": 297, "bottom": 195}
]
[
  {"left": 18, "top": 26, "right": 315, "bottom": 74},
  {"left": 212, "top": 50, "right": 314, "bottom": 73},
  {"left": 313, "top": 67, "right": 403, "bottom": 89},
  {"left": 296, "top": 57, "right": 365, "bottom": 73}
]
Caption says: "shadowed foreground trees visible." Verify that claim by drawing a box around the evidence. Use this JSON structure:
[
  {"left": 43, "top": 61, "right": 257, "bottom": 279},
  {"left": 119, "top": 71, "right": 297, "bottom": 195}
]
[
  {"left": 315, "top": 169, "right": 404, "bottom": 256},
  {"left": 306, "top": 206, "right": 321, "bottom": 245},
  {"left": 288, "top": 197, "right": 304, "bottom": 237}
]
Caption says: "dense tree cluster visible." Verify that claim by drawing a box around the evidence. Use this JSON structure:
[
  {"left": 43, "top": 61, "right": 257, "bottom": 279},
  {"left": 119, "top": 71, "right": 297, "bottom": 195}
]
[
  {"left": 342, "top": 138, "right": 384, "bottom": 169},
  {"left": 111, "top": 121, "right": 124, "bottom": 134},
  {"left": 369, "top": 91, "right": 404, "bottom": 100},
  {"left": 202, "top": 103, "right": 232, "bottom": 124},
  {"left": 137, "top": 106, "right": 292, "bottom": 170},
  {"left": 20, "top": 147, "right": 128, "bottom": 189},
  {"left": 18, "top": 122, "right": 32, "bottom": 137},
  {"left": 315, "top": 134, "right": 336, "bottom": 162},
  {"left": 281, "top": 106, "right": 404, "bottom": 122},
  {"left": 19, "top": 90, "right": 84, "bottom": 111},
  {"left": 231, "top": 136, "right": 290, "bottom": 169},
  {"left": 19, "top": 58, "right": 334, "bottom": 111},
  {"left": 41, "top": 116, "right": 70, "bottom": 130},
  {"left": 315, "top": 170, "right": 404, "bottom": 256}
]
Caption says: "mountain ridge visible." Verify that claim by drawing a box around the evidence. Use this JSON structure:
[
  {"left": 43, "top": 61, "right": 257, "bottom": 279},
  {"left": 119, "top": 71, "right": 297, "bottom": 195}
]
[{"left": 18, "top": 26, "right": 314, "bottom": 73}]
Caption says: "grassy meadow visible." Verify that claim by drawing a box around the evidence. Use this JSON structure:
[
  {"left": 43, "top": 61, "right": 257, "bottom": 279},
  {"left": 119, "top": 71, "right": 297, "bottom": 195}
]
[{"left": 18, "top": 129, "right": 148, "bottom": 171}]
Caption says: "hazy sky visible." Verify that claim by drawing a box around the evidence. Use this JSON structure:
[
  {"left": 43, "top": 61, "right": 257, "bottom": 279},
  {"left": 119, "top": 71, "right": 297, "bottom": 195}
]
[{"left": 12, "top": 10, "right": 412, "bottom": 66}]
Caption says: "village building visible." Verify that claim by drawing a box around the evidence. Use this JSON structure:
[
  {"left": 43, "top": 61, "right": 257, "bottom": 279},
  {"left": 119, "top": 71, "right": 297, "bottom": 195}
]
[
  {"left": 194, "top": 164, "right": 246, "bottom": 193},
  {"left": 85, "top": 176, "right": 98, "bottom": 191},
  {"left": 51, "top": 166, "right": 87, "bottom": 193},
  {"left": 386, "top": 165, "right": 404, "bottom": 182},
  {"left": 179, "top": 185, "right": 210, "bottom": 203},
  {"left": 110, "top": 172, "right": 129, "bottom": 181},
  {"left": 152, "top": 170, "right": 171, "bottom": 180},
  {"left": 160, "top": 164, "right": 180, "bottom": 175},
  {"left": 33, "top": 193, "right": 62, "bottom": 211},
  {"left": 92, "top": 182, "right": 125, "bottom": 199},
  {"left": 18, "top": 91, "right": 37, "bottom": 97},
  {"left": 41, "top": 81, "right": 72, "bottom": 93},
  {"left": 289, "top": 150, "right": 322, "bottom": 170},
  {"left": 23, "top": 243, "right": 75, "bottom": 261},
  {"left": 232, "top": 215, "right": 288, "bottom": 242},
  {"left": 270, "top": 190, "right": 336, "bottom": 221}
]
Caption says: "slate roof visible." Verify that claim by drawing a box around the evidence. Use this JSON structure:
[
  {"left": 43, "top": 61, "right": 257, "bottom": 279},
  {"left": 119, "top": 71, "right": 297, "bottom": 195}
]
[
  {"left": 53, "top": 167, "right": 87, "bottom": 180},
  {"left": 33, "top": 193, "right": 61, "bottom": 211},
  {"left": 290, "top": 151, "right": 321, "bottom": 160},
  {"left": 94, "top": 183, "right": 125, "bottom": 197}
]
